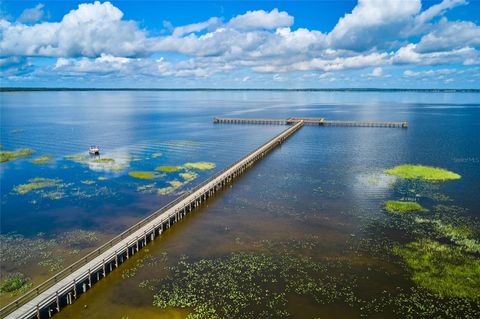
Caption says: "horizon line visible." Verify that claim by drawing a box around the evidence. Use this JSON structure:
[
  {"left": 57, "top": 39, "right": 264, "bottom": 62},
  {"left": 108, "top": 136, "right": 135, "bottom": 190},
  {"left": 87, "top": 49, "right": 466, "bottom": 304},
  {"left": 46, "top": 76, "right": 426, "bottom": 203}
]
[{"left": 1, "top": 87, "right": 479, "bottom": 93}]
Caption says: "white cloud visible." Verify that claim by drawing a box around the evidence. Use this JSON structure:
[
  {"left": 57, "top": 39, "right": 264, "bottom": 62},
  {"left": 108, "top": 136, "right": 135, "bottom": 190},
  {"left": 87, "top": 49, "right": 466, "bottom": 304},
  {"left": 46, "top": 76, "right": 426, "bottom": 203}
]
[
  {"left": 172, "top": 17, "right": 222, "bottom": 37},
  {"left": 227, "top": 9, "right": 293, "bottom": 30},
  {"left": 1, "top": 1, "right": 148, "bottom": 57},
  {"left": 327, "top": 0, "right": 421, "bottom": 51},
  {"left": 394, "top": 43, "right": 480, "bottom": 65},
  {"left": 414, "top": 0, "right": 467, "bottom": 27},
  {"left": 1, "top": 0, "right": 479, "bottom": 83},
  {"left": 17, "top": 3, "right": 45, "bottom": 24},
  {"left": 415, "top": 19, "right": 480, "bottom": 53},
  {"left": 369, "top": 67, "right": 383, "bottom": 77}
]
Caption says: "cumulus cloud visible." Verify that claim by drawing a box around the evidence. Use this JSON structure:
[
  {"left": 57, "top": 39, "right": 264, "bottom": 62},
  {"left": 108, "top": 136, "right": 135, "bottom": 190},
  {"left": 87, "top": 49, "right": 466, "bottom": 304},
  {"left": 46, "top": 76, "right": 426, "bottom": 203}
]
[
  {"left": 369, "top": 67, "right": 383, "bottom": 77},
  {"left": 415, "top": 19, "right": 480, "bottom": 53},
  {"left": 1, "top": 1, "right": 148, "bottom": 57},
  {"left": 327, "top": 0, "right": 421, "bottom": 51},
  {"left": 17, "top": 3, "right": 45, "bottom": 24},
  {"left": 227, "top": 9, "right": 293, "bottom": 30},
  {"left": 1, "top": 0, "right": 479, "bottom": 83}
]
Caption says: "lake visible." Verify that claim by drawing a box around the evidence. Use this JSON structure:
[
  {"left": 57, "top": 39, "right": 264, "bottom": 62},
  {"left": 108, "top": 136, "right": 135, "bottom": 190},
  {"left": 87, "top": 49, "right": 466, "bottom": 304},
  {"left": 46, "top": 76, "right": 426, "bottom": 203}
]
[{"left": 1, "top": 91, "right": 479, "bottom": 318}]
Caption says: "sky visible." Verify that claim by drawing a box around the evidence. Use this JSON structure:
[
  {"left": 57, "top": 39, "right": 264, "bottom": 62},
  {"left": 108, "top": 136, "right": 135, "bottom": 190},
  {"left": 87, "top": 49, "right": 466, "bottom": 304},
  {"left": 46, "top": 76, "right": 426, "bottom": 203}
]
[{"left": 0, "top": 0, "right": 479, "bottom": 88}]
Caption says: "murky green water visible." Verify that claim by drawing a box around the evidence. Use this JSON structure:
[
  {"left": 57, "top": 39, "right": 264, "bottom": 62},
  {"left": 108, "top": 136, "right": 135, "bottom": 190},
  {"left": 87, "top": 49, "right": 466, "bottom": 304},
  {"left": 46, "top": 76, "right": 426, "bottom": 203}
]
[{"left": 1, "top": 91, "right": 479, "bottom": 317}]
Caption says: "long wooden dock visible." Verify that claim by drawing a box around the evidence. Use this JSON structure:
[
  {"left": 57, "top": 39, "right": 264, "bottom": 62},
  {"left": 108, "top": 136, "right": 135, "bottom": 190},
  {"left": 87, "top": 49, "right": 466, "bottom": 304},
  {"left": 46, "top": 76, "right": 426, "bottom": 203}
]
[
  {"left": 1, "top": 121, "right": 304, "bottom": 319},
  {"left": 213, "top": 117, "right": 407, "bottom": 128}
]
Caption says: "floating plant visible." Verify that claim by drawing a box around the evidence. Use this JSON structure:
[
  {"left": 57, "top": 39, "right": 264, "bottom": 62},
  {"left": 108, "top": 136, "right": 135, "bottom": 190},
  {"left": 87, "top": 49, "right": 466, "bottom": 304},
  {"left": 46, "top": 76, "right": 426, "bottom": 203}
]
[
  {"left": 128, "top": 171, "right": 158, "bottom": 180},
  {"left": 0, "top": 273, "right": 31, "bottom": 295},
  {"left": 179, "top": 171, "right": 198, "bottom": 182},
  {"left": 383, "top": 200, "right": 428, "bottom": 214},
  {"left": 30, "top": 156, "right": 53, "bottom": 164},
  {"left": 13, "top": 178, "right": 64, "bottom": 195},
  {"left": 80, "top": 180, "right": 96, "bottom": 185},
  {"left": 393, "top": 239, "right": 480, "bottom": 298},
  {"left": 155, "top": 166, "right": 183, "bottom": 173},
  {"left": 0, "top": 148, "right": 34, "bottom": 163},
  {"left": 183, "top": 162, "right": 216, "bottom": 170},
  {"left": 385, "top": 165, "right": 461, "bottom": 181}
]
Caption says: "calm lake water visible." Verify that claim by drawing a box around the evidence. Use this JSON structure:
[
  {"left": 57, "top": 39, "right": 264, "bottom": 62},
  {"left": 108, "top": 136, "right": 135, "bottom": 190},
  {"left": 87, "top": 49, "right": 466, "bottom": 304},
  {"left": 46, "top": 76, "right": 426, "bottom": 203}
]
[{"left": 1, "top": 91, "right": 479, "bottom": 318}]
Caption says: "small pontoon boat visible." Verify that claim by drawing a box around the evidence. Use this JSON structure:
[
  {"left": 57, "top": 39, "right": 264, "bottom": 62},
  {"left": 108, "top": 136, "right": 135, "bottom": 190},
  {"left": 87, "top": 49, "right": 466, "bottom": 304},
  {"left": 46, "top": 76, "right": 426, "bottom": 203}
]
[{"left": 89, "top": 145, "right": 100, "bottom": 155}]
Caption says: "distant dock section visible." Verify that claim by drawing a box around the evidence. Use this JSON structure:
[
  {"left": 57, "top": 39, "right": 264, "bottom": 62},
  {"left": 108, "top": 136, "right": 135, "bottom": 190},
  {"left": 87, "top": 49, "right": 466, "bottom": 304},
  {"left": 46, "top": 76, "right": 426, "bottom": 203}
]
[{"left": 213, "top": 117, "right": 407, "bottom": 128}]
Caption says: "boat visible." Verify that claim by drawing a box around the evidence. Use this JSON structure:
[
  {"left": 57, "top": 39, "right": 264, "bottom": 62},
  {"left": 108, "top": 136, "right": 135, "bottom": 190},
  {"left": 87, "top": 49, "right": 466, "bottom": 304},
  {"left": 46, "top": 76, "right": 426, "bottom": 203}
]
[{"left": 89, "top": 145, "right": 100, "bottom": 155}]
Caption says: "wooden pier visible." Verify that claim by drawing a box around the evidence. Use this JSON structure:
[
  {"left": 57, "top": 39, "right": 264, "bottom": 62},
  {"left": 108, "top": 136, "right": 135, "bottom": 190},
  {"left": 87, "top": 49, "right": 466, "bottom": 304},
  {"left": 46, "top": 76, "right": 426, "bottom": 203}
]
[
  {"left": 1, "top": 121, "right": 304, "bottom": 319},
  {"left": 214, "top": 117, "right": 407, "bottom": 128}
]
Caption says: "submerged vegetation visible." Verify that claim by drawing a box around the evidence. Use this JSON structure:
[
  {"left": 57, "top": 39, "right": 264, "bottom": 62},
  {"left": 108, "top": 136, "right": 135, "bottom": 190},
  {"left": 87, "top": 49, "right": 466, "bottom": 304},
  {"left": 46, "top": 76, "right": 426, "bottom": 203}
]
[
  {"left": 384, "top": 200, "right": 428, "bottom": 214},
  {"left": 0, "top": 273, "right": 31, "bottom": 294},
  {"left": 13, "top": 178, "right": 63, "bottom": 195},
  {"left": 30, "top": 156, "right": 53, "bottom": 164},
  {"left": 184, "top": 161, "right": 216, "bottom": 170},
  {"left": 385, "top": 165, "right": 460, "bottom": 181},
  {"left": 91, "top": 157, "right": 115, "bottom": 163},
  {"left": 0, "top": 148, "right": 34, "bottom": 163},
  {"left": 155, "top": 166, "right": 182, "bottom": 173},
  {"left": 393, "top": 240, "right": 480, "bottom": 298},
  {"left": 128, "top": 171, "right": 157, "bottom": 180}
]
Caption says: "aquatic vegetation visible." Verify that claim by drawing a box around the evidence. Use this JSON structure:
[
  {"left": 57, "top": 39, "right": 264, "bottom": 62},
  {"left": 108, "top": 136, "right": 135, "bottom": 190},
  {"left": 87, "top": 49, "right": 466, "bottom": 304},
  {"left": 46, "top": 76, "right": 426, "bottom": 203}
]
[
  {"left": 393, "top": 239, "right": 480, "bottom": 298},
  {"left": 384, "top": 200, "right": 428, "bottom": 214},
  {"left": 152, "top": 153, "right": 162, "bottom": 158},
  {"left": 0, "top": 273, "right": 31, "bottom": 294},
  {"left": 91, "top": 157, "right": 115, "bottom": 163},
  {"left": 137, "top": 183, "right": 156, "bottom": 194},
  {"left": 65, "top": 151, "right": 131, "bottom": 172},
  {"left": 184, "top": 161, "right": 216, "bottom": 170},
  {"left": 80, "top": 180, "right": 96, "bottom": 185},
  {"left": 0, "top": 148, "right": 34, "bottom": 163},
  {"left": 30, "top": 155, "right": 53, "bottom": 164},
  {"left": 38, "top": 255, "right": 64, "bottom": 272},
  {"left": 385, "top": 165, "right": 460, "bottom": 181},
  {"left": 64, "top": 155, "right": 84, "bottom": 161},
  {"left": 40, "top": 190, "right": 66, "bottom": 200},
  {"left": 180, "top": 171, "right": 198, "bottom": 182},
  {"left": 153, "top": 252, "right": 352, "bottom": 318},
  {"left": 97, "top": 177, "right": 109, "bottom": 181},
  {"left": 59, "top": 230, "right": 99, "bottom": 249},
  {"left": 13, "top": 178, "right": 63, "bottom": 195},
  {"left": 157, "top": 180, "right": 186, "bottom": 195},
  {"left": 415, "top": 217, "right": 480, "bottom": 253},
  {"left": 128, "top": 171, "right": 157, "bottom": 179},
  {"left": 155, "top": 166, "right": 183, "bottom": 173}
]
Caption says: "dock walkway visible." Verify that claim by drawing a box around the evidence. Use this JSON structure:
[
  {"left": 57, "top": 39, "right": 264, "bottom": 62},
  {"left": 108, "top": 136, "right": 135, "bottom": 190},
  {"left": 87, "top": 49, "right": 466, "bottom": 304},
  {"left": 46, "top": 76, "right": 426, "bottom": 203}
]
[
  {"left": 2, "top": 121, "right": 304, "bottom": 319},
  {"left": 214, "top": 117, "right": 407, "bottom": 128}
]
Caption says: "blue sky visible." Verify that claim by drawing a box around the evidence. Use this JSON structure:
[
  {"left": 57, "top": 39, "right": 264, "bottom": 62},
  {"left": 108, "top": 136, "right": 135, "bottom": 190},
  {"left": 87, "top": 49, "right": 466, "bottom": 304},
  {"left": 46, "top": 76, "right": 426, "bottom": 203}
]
[{"left": 1, "top": 0, "right": 479, "bottom": 88}]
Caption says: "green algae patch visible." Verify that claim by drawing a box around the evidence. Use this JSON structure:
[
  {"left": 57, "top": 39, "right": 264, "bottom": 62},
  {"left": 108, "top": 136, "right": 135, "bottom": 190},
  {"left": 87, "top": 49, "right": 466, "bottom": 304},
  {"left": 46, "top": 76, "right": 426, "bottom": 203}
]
[
  {"left": 180, "top": 171, "right": 198, "bottom": 182},
  {"left": 158, "top": 180, "right": 186, "bottom": 195},
  {"left": 152, "top": 153, "right": 162, "bottom": 158},
  {"left": 184, "top": 161, "right": 216, "bottom": 170},
  {"left": 80, "top": 180, "right": 96, "bottom": 185},
  {"left": 1, "top": 148, "right": 34, "bottom": 163},
  {"left": 393, "top": 240, "right": 480, "bottom": 298},
  {"left": 64, "top": 154, "right": 84, "bottom": 161},
  {"left": 155, "top": 166, "right": 182, "bottom": 173},
  {"left": 385, "top": 165, "right": 460, "bottom": 181},
  {"left": 97, "top": 177, "right": 108, "bottom": 181},
  {"left": 384, "top": 201, "right": 428, "bottom": 214},
  {"left": 14, "top": 178, "right": 63, "bottom": 195},
  {"left": 0, "top": 273, "right": 31, "bottom": 294},
  {"left": 91, "top": 157, "right": 115, "bottom": 163},
  {"left": 30, "top": 156, "right": 53, "bottom": 164},
  {"left": 128, "top": 171, "right": 157, "bottom": 180}
]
